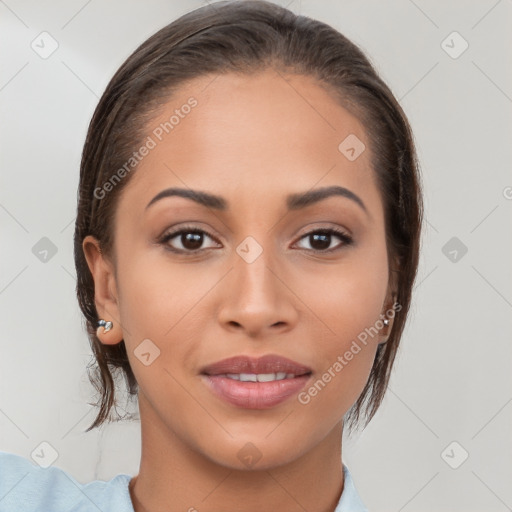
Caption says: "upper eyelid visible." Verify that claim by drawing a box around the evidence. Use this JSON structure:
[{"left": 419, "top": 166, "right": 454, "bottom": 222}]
[
  {"left": 162, "top": 224, "right": 350, "bottom": 237},
  {"left": 161, "top": 225, "right": 350, "bottom": 247}
]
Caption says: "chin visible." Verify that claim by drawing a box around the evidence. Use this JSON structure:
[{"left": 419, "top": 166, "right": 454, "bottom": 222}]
[{"left": 201, "top": 433, "right": 311, "bottom": 472}]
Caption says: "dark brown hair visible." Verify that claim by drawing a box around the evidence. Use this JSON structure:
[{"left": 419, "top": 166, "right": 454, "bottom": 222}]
[{"left": 74, "top": 0, "right": 423, "bottom": 435}]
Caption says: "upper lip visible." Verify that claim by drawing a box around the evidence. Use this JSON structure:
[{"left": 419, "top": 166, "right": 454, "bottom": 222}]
[{"left": 201, "top": 354, "right": 312, "bottom": 376}]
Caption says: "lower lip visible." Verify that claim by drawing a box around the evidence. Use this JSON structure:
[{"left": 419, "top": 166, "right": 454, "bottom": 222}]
[{"left": 202, "top": 374, "right": 311, "bottom": 409}]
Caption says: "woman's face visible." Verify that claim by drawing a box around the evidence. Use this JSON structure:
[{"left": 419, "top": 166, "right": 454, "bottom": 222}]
[{"left": 85, "top": 69, "right": 395, "bottom": 469}]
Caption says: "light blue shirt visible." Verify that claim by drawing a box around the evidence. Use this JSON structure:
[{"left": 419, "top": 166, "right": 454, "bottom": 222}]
[{"left": 0, "top": 450, "right": 368, "bottom": 511}]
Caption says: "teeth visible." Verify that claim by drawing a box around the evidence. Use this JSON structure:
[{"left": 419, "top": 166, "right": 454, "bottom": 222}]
[
  {"left": 240, "top": 373, "right": 257, "bottom": 382},
  {"left": 225, "top": 372, "right": 295, "bottom": 382},
  {"left": 257, "top": 372, "right": 282, "bottom": 382}
]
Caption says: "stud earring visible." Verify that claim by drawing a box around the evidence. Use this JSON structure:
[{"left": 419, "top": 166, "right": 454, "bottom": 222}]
[
  {"left": 97, "top": 319, "right": 113, "bottom": 334},
  {"left": 383, "top": 318, "right": 390, "bottom": 326}
]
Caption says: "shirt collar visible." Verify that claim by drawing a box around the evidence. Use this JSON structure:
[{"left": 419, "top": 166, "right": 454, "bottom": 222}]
[{"left": 334, "top": 464, "right": 369, "bottom": 512}]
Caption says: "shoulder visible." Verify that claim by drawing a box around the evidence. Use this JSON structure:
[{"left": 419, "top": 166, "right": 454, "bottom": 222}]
[
  {"left": 0, "top": 450, "right": 134, "bottom": 512},
  {"left": 334, "top": 463, "right": 370, "bottom": 512}
]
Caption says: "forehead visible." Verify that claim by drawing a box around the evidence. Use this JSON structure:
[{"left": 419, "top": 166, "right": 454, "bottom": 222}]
[{"left": 119, "top": 69, "right": 380, "bottom": 213}]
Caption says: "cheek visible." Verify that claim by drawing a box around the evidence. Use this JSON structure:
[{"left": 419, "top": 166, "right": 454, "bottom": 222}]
[
  {"left": 117, "top": 250, "right": 201, "bottom": 325},
  {"left": 296, "top": 265, "right": 387, "bottom": 424},
  {"left": 116, "top": 251, "right": 221, "bottom": 366},
  {"left": 302, "top": 244, "right": 389, "bottom": 339},
  {"left": 296, "top": 239, "right": 388, "bottom": 401}
]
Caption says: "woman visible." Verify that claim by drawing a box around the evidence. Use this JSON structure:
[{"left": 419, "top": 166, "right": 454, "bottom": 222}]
[{"left": 0, "top": 1, "right": 422, "bottom": 510}]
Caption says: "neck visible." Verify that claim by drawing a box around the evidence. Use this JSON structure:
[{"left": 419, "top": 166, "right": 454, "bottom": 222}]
[{"left": 129, "top": 396, "right": 345, "bottom": 512}]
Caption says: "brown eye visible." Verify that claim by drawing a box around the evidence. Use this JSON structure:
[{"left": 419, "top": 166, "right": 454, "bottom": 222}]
[
  {"left": 159, "top": 226, "right": 353, "bottom": 256},
  {"left": 295, "top": 229, "right": 353, "bottom": 253},
  {"left": 176, "top": 231, "right": 204, "bottom": 251},
  {"left": 159, "top": 226, "right": 220, "bottom": 253}
]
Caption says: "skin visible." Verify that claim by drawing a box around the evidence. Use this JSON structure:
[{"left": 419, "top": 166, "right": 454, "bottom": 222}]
[{"left": 83, "top": 68, "right": 396, "bottom": 512}]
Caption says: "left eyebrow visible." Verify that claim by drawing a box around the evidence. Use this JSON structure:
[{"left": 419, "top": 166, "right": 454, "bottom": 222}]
[
  {"left": 145, "top": 185, "right": 368, "bottom": 215},
  {"left": 286, "top": 185, "right": 368, "bottom": 214}
]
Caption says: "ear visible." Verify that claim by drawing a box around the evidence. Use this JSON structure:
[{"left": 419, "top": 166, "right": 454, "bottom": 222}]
[
  {"left": 82, "top": 235, "right": 123, "bottom": 345},
  {"left": 379, "top": 255, "right": 401, "bottom": 343}
]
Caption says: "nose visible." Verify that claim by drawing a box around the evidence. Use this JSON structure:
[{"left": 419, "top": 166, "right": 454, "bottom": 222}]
[{"left": 217, "top": 241, "right": 299, "bottom": 338}]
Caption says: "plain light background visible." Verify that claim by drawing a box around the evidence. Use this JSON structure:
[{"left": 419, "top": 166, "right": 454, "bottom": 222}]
[{"left": 1, "top": 1, "right": 511, "bottom": 511}]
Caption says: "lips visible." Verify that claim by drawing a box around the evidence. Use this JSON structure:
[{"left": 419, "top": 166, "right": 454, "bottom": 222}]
[
  {"left": 201, "top": 354, "right": 312, "bottom": 376},
  {"left": 200, "top": 354, "right": 312, "bottom": 409}
]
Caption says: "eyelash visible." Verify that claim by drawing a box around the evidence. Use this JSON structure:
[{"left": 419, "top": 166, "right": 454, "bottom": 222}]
[{"left": 158, "top": 224, "right": 353, "bottom": 255}]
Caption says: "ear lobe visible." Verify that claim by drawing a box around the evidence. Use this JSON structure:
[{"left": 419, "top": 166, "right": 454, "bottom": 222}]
[
  {"left": 381, "top": 300, "right": 396, "bottom": 341},
  {"left": 82, "top": 235, "right": 123, "bottom": 345}
]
